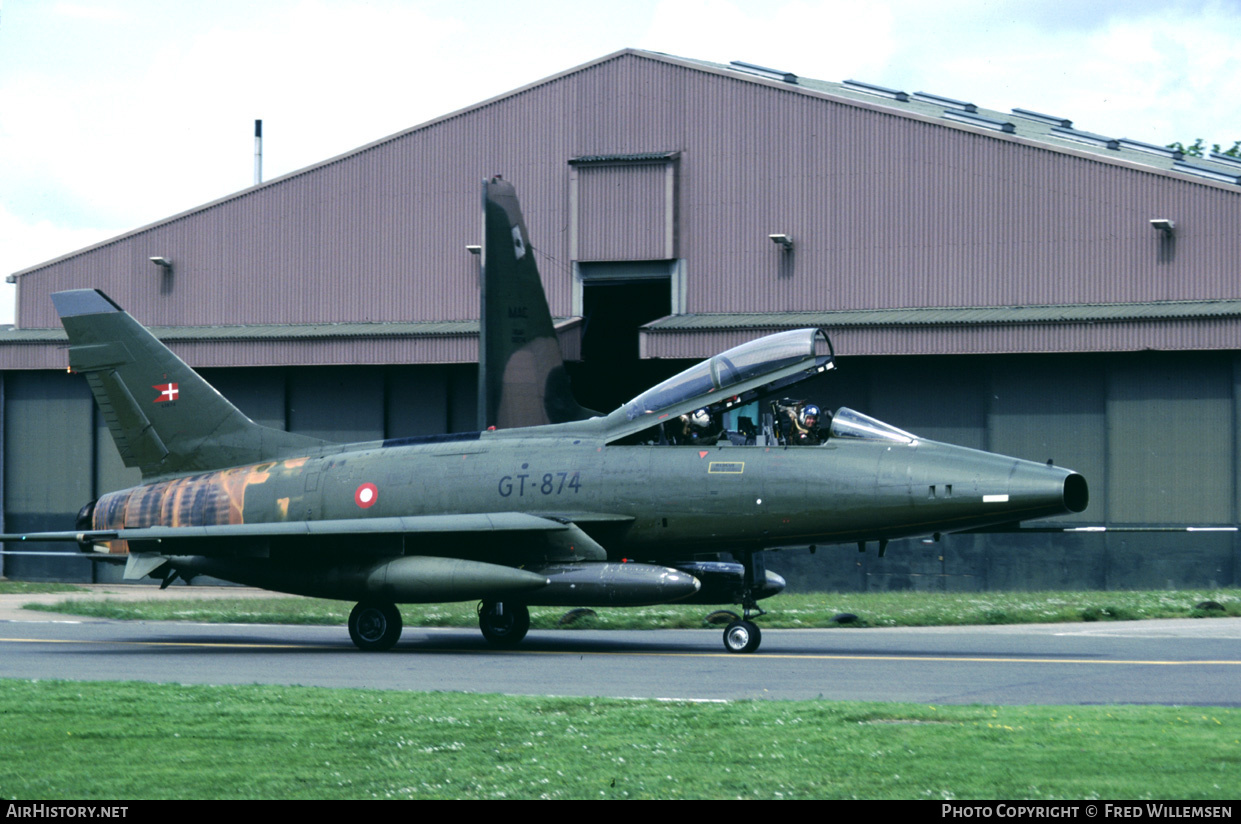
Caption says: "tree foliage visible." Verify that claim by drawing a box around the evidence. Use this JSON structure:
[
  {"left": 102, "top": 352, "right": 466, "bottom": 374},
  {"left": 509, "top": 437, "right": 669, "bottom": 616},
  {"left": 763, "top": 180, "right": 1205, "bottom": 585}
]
[{"left": 1167, "top": 139, "right": 1241, "bottom": 158}]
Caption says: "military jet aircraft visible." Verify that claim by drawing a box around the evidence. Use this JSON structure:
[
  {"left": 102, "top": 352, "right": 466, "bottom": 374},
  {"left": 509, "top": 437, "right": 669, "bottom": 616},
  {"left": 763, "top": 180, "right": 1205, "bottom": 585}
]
[{"left": 0, "top": 181, "right": 1088, "bottom": 654}]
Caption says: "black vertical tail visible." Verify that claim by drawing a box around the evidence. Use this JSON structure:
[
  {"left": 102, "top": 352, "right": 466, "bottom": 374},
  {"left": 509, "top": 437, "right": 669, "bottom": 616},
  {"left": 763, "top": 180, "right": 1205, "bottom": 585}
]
[{"left": 478, "top": 177, "right": 595, "bottom": 429}]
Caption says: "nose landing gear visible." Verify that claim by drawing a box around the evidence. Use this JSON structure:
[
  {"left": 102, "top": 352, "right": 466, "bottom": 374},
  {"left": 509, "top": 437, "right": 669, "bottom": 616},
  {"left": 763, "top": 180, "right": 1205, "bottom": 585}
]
[
  {"left": 723, "top": 549, "right": 767, "bottom": 654},
  {"left": 723, "top": 617, "right": 762, "bottom": 653}
]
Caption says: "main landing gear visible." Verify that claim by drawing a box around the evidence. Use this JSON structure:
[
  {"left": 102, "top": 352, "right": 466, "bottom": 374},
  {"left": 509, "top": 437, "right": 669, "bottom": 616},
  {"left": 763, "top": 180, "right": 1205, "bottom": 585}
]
[
  {"left": 478, "top": 601, "right": 530, "bottom": 648},
  {"left": 346, "top": 599, "right": 531, "bottom": 651},
  {"left": 723, "top": 550, "right": 767, "bottom": 654},
  {"left": 349, "top": 600, "right": 403, "bottom": 651}
]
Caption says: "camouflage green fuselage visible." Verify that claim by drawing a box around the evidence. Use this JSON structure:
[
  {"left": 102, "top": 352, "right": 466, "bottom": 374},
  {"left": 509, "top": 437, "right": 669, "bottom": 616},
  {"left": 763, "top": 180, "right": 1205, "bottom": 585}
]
[{"left": 93, "top": 425, "right": 1084, "bottom": 568}]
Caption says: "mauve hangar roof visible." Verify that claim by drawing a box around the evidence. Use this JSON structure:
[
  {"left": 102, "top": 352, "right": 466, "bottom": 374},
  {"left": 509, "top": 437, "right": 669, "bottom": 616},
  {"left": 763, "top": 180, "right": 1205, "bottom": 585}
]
[
  {"left": 698, "top": 56, "right": 1241, "bottom": 185},
  {"left": 6, "top": 48, "right": 1241, "bottom": 368}
]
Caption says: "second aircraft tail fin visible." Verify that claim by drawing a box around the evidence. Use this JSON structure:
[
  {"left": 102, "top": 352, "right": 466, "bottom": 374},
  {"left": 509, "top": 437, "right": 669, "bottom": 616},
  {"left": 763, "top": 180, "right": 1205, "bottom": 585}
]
[
  {"left": 479, "top": 177, "right": 595, "bottom": 429},
  {"left": 53, "top": 289, "right": 330, "bottom": 480}
]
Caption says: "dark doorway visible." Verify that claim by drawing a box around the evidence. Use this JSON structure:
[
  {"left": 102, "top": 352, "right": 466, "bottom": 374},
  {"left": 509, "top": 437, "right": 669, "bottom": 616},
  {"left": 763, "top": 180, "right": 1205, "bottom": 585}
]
[{"left": 570, "top": 278, "right": 679, "bottom": 413}]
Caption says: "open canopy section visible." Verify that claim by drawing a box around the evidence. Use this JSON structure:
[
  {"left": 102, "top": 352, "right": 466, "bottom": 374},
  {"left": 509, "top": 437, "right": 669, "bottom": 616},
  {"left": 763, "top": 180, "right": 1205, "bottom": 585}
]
[{"left": 620, "top": 328, "right": 834, "bottom": 422}]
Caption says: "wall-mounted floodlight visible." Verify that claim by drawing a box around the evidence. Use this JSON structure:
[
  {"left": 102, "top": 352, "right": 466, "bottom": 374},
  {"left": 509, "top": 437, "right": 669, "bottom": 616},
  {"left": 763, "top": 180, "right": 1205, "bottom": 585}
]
[
  {"left": 149, "top": 256, "right": 173, "bottom": 273},
  {"left": 769, "top": 233, "right": 793, "bottom": 251},
  {"left": 1149, "top": 219, "right": 1176, "bottom": 237},
  {"left": 466, "top": 245, "right": 482, "bottom": 255}
]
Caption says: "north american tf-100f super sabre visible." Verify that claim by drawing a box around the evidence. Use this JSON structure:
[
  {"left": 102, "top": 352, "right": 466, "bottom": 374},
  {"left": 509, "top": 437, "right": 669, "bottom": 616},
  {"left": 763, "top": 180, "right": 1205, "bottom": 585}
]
[{"left": 1, "top": 179, "right": 1088, "bottom": 653}]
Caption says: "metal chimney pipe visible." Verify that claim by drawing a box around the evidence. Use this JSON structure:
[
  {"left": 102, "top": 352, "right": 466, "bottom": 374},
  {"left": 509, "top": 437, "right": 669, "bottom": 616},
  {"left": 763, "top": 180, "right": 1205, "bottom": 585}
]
[{"left": 254, "top": 119, "right": 263, "bottom": 185}]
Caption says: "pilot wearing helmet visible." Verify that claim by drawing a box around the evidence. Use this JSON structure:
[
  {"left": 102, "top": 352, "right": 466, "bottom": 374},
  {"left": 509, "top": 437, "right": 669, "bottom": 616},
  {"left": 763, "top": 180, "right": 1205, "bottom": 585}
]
[
  {"left": 777, "top": 400, "right": 828, "bottom": 445},
  {"left": 678, "top": 408, "right": 721, "bottom": 445},
  {"left": 794, "top": 404, "right": 823, "bottom": 445}
]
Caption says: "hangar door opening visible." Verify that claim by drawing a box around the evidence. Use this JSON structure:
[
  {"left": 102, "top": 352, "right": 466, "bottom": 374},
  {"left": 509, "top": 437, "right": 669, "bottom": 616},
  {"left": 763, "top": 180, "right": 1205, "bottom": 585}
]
[
  {"left": 573, "top": 261, "right": 675, "bottom": 413},
  {"left": 568, "top": 154, "right": 683, "bottom": 413}
]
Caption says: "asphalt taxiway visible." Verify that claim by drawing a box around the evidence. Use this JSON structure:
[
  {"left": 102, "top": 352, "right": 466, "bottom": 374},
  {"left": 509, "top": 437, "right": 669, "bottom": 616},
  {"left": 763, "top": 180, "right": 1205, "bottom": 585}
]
[{"left": 2, "top": 587, "right": 1238, "bottom": 705}]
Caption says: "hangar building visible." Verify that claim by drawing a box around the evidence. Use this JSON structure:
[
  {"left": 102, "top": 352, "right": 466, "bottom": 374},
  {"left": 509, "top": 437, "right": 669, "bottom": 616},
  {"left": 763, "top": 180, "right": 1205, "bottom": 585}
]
[{"left": 5, "top": 49, "right": 1241, "bottom": 591}]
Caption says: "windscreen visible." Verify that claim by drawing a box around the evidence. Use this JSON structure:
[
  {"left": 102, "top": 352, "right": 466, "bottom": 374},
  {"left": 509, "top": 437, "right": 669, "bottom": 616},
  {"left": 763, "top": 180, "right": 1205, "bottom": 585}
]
[{"left": 828, "top": 407, "right": 918, "bottom": 444}]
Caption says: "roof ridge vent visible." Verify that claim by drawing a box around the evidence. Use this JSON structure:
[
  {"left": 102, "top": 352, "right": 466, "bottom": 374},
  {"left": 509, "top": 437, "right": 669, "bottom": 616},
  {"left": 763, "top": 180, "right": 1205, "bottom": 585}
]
[
  {"left": 912, "top": 91, "right": 976, "bottom": 112},
  {"left": 842, "top": 79, "right": 909, "bottom": 102},
  {"left": 1118, "top": 138, "right": 1182, "bottom": 160},
  {"left": 1051, "top": 126, "right": 1119, "bottom": 150},
  {"left": 942, "top": 110, "right": 1014, "bottom": 133},
  {"left": 729, "top": 61, "right": 797, "bottom": 83},
  {"left": 1011, "top": 108, "right": 1073, "bottom": 128},
  {"left": 1208, "top": 152, "right": 1241, "bottom": 169},
  {"left": 1172, "top": 161, "right": 1241, "bottom": 184}
]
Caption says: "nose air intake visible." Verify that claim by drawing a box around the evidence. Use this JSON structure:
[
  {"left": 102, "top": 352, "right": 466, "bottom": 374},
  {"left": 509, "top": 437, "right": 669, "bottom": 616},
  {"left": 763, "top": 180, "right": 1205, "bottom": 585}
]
[{"left": 1064, "top": 473, "right": 1089, "bottom": 513}]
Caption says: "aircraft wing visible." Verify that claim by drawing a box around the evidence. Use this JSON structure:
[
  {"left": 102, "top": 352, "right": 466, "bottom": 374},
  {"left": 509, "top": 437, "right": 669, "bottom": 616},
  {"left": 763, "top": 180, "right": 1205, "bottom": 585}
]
[
  {"left": 0, "top": 513, "right": 552, "bottom": 543},
  {"left": 0, "top": 511, "right": 631, "bottom": 562}
]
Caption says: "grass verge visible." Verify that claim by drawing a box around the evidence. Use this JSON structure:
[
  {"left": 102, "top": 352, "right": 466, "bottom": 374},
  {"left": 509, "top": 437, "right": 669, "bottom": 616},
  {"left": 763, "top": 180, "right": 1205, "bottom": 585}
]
[
  {"left": 20, "top": 588, "right": 1241, "bottom": 629},
  {"left": 0, "top": 581, "right": 86, "bottom": 594},
  {"left": 0, "top": 679, "right": 1235, "bottom": 800}
]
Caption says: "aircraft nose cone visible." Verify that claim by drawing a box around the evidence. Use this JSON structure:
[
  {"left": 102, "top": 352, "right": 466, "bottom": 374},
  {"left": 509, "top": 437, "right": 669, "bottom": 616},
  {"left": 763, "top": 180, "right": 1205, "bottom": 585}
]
[
  {"left": 899, "top": 441, "right": 1090, "bottom": 532},
  {"left": 1006, "top": 460, "right": 1089, "bottom": 517}
]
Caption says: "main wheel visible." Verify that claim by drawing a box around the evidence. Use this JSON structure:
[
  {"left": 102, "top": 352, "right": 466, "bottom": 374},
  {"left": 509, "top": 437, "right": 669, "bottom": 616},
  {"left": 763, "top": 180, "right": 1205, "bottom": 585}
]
[
  {"left": 348, "top": 600, "right": 402, "bottom": 651},
  {"left": 478, "top": 601, "right": 530, "bottom": 648},
  {"left": 723, "top": 619, "right": 762, "bottom": 654}
]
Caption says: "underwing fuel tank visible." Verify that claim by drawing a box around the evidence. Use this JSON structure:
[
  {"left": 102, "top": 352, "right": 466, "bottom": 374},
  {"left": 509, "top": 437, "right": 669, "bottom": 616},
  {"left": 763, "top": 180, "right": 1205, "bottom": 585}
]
[
  {"left": 367, "top": 556, "right": 551, "bottom": 601},
  {"left": 521, "top": 562, "right": 702, "bottom": 607},
  {"left": 165, "top": 555, "right": 551, "bottom": 603}
]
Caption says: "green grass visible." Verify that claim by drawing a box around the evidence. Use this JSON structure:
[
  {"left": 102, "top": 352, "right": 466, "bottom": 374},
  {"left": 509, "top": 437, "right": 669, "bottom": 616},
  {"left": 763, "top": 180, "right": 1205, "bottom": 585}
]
[
  {"left": 0, "top": 679, "right": 1234, "bottom": 800},
  {"left": 24, "top": 588, "right": 1241, "bottom": 629},
  {"left": 0, "top": 581, "right": 86, "bottom": 594}
]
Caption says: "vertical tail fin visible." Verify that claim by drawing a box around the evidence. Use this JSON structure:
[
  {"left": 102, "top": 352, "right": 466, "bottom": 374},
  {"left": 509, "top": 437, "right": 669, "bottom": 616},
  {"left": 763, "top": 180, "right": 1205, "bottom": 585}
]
[
  {"left": 478, "top": 177, "right": 595, "bottom": 429},
  {"left": 53, "top": 289, "right": 329, "bottom": 480}
]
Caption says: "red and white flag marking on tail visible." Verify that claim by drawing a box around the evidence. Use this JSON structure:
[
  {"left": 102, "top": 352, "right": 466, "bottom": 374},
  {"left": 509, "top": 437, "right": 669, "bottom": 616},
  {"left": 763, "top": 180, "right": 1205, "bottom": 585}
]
[{"left": 153, "top": 383, "right": 179, "bottom": 402}]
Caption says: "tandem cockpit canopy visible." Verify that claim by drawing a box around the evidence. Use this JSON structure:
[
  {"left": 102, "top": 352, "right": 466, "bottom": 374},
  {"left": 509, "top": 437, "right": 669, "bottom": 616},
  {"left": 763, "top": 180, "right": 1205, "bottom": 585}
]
[{"left": 620, "top": 328, "right": 835, "bottom": 422}]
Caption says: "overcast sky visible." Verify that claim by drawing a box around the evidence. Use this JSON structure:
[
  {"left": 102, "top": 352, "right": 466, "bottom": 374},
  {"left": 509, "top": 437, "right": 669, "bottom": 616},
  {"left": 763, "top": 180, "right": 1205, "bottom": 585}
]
[{"left": 2, "top": 0, "right": 1239, "bottom": 324}]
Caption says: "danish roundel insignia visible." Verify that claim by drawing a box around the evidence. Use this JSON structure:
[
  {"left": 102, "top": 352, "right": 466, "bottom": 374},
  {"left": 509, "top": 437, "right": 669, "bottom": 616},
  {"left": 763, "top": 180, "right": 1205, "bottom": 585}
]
[{"left": 354, "top": 482, "right": 378, "bottom": 508}]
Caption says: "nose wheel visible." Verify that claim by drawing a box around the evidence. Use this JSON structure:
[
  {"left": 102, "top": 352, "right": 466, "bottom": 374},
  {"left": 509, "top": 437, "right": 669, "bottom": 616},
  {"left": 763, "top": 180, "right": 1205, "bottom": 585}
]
[{"left": 723, "top": 619, "right": 762, "bottom": 654}]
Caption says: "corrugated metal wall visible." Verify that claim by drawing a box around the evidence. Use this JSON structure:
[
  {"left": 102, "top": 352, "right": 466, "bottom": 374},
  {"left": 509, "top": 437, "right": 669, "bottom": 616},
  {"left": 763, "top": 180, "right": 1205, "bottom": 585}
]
[
  {"left": 576, "top": 163, "right": 671, "bottom": 261},
  {"left": 642, "top": 318, "right": 1241, "bottom": 360},
  {"left": 1106, "top": 353, "right": 1235, "bottom": 524},
  {"left": 13, "top": 50, "right": 1241, "bottom": 362},
  {"left": 2, "top": 372, "right": 95, "bottom": 579}
]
